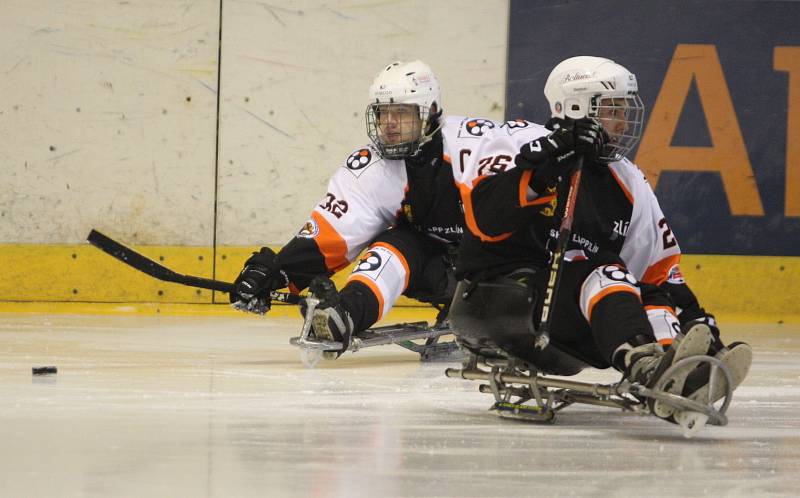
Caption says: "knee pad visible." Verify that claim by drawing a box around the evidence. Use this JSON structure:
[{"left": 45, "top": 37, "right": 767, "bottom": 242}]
[
  {"left": 579, "top": 264, "right": 641, "bottom": 322},
  {"left": 347, "top": 243, "right": 409, "bottom": 320}
]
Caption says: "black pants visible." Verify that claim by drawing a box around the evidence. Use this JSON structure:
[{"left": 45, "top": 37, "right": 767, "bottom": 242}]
[
  {"left": 449, "top": 254, "right": 655, "bottom": 374},
  {"left": 341, "top": 226, "right": 456, "bottom": 332}
]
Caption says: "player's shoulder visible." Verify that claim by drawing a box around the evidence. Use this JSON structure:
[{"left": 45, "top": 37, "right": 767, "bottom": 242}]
[
  {"left": 442, "top": 115, "right": 546, "bottom": 139},
  {"left": 609, "top": 157, "right": 652, "bottom": 190},
  {"left": 607, "top": 157, "right": 660, "bottom": 208},
  {"left": 442, "top": 116, "right": 548, "bottom": 160},
  {"left": 498, "top": 118, "right": 549, "bottom": 138}
]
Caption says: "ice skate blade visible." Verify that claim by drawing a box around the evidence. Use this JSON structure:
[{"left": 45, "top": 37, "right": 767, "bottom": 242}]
[
  {"left": 677, "top": 411, "right": 709, "bottom": 438},
  {"left": 289, "top": 336, "right": 343, "bottom": 351}
]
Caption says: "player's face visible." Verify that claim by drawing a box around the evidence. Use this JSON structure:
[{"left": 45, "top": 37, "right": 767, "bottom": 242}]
[
  {"left": 377, "top": 104, "right": 421, "bottom": 145},
  {"left": 597, "top": 98, "right": 630, "bottom": 142}
]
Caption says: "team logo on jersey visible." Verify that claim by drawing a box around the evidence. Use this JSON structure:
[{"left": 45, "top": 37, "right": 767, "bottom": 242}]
[
  {"left": 459, "top": 118, "right": 495, "bottom": 138},
  {"left": 501, "top": 118, "right": 531, "bottom": 135},
  {"left": 297, "top": 219, "right": 319, "bottom": 238},
  {"left": 346, "top": 148, "right": 372, "bottom": 170},
  {"left": 354, "top": 251, "right": 383, "bottom": 273},
  {"left": 539, "top": 186, "right": 558, "bottom": 217},
  {"left": 667, "top": 264, "right": 686, "bottom": 285},
  {"left": 601, "top": 265, "right": 638, "bottom": 285}
]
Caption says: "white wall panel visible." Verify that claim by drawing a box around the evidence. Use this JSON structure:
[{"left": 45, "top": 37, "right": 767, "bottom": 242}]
[
  {"left": 0, "top": 0, "right": 220, "bottom": 245},
  {"left": 216, "top": 0, "right": 509, "bottom": 245},
  {"left": 0, "top": 0, "right": 508, "bottom": 248}
]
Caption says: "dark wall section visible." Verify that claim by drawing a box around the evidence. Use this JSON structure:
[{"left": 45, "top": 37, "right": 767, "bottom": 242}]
[{"left": 507, "top": 0, "right": 800, "bottom": 255}]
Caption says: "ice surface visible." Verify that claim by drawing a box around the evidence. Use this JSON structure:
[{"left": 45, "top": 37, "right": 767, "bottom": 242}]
[{"left": 1, "top": 315, "right": 798, "bottom": 497}]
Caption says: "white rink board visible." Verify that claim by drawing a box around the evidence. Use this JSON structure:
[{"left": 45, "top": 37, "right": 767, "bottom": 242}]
[
  {"left": 0, "top": 0, "right": 220, "bottom": 245},
  {"left": 0, "top": 0, "right": 508, "bottom": 246},
  {"left": 215, "top": 0, "right": 509, "bottom": 245}
]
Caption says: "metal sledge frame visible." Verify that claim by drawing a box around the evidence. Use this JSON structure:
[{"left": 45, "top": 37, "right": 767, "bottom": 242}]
[
  {"left": 290, "top": 296, "right": 464, "bottom": 367},
  {"left": 446, "top": 353, "right": 734, "bottom": 437}
]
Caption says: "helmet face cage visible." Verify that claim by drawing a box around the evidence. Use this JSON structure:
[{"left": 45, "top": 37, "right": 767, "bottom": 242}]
[
  {"left": 365, "top": 103, "right": 432, "bottom": 160},
  {"left": 590, "top": 94, "right": 645, "bottom": 162}
]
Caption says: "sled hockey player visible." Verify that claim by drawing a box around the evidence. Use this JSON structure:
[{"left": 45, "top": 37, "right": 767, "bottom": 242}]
[
  {"left": 229, "top": 60, "right": 596, "bottom": 360},
  {"left": 229, "top": 60, "right": 467, "bottom": 358},
  {"left": 448, "top": 56, "right": 752, "bottom": 425}
]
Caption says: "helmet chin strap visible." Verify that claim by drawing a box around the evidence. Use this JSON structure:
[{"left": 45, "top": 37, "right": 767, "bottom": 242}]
[
  {"left": 418, "top": 108, "right": 444, "bottom": 145},
  {"left": 407, "top": 128, "right": 443, "bottom": 168},
  {"left": 405, "top": 107, "right": 443, "bottom": 164}
]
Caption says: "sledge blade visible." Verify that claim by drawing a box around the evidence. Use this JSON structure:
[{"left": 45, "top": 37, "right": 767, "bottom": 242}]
[{"left": 491, "top": 401, "right": 555, "bottom": 423}]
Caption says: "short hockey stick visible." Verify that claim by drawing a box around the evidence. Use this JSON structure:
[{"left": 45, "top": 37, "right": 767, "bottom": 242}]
[
  {"left": 536, "top": 155, "right": 584, "bottom": 349},
  {"left": 86, "top": 229, "right": 301, "bottom": 305}
]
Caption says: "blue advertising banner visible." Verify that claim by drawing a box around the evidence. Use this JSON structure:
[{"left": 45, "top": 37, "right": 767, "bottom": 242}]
[{"left": 507, "top": 0, "right": 800, "bottom": 255}]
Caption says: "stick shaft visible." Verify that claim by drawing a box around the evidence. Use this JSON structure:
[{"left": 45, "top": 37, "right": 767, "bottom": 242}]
[
  {"left": 86, "top": 229, "right": 301, "bottom": 304},
  {"left": 538, "top": 157, "right": 584, "bottom": 342}
]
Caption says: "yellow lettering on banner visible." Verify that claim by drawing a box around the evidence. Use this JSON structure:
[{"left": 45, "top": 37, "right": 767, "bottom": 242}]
[
  {"left": 637, "top": 44, "right": 764, "bottom": 216},
  {"left": 774, "top": 47, "right": 800, "bottom": 217}
]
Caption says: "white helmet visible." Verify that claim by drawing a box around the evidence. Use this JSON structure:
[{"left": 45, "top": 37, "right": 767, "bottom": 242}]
[
  {"left": 366, "top": 60, "right": 443, "bottom": 159},
  {"left": 544, "top": 56, "right": 645, "bottom": 162}
]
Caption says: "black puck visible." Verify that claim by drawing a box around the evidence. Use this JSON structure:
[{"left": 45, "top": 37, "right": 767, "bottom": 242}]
[{"left": 32, "top": 366, "right": 58, "bottom": 375}]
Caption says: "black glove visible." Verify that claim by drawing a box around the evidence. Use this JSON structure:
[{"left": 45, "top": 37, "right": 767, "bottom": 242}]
[
  {"left": 515, "top": 126, "right": 577, "bottom": 193},
  {"left": 573, "top": 118, "right": 608, "bottom": 162},
  {"left": 230, "top": 247, "right": 289, "bottom": 315}
]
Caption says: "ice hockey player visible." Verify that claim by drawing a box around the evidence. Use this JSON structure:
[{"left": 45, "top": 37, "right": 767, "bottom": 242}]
[
  {"left": 229, "top": 60, "right": 465, "bottom": 358},
  {"left": 448, "top": 56, "right": 752, "bottom": 423},
  {"left": 229, "top": 60, "right": 591, "bottom": 359}
]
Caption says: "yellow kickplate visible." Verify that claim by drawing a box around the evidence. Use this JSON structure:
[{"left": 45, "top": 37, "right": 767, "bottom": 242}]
[
  {"left": 0, "top": 301, "right": 439, "bottom": 324},
  {"left": 0, "top": 243, "right": 797, "bottom": 323}
]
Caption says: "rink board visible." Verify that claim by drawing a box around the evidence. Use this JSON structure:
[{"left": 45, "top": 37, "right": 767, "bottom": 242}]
[{"left": 1, "top": 243, "right": 797, "bottom": 323}]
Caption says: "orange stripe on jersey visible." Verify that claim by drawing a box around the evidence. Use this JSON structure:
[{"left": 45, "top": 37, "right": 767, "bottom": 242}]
[
  {"left": 372, "top": 241, "right": 411, "bottom": 291},
  {"left": 609, "top": 167, "right": 634, "bottom": 205},
  {"left": 645, "top": 304, "right": 677, "bottom": 316},
  {"left": 519, "top": 170, "right": 557, "bottom": 207},
  {"left": 641, "top": 253, "right": 681, "bottom": 286},
  {"left": 349, "top": 273, "right": 385, "bottom": 321},
  {"left": 443, "top": 153, "right": 451, "bottom": 164},
  {"left": 457, "top": 181, "right": 513, "bottom": 243},
  {"left": 310, "top": 211, "right": 349, "bottom": 272},
  {"left": 586, "top": 285, "right": 641, "bottom": 322}
]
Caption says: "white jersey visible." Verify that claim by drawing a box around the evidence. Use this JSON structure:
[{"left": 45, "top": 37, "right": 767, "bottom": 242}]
[
  {"left": 298, "top": 115, "right": 548, "bottom": 270},
  {"left": 453, "top": 119, "right": 682, "bottom": 286}
]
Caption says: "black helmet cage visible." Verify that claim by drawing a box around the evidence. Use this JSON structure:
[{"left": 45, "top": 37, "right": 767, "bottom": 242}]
[
  {"left": 589, "top": 93, "right": 645, "bottom": 162},
  {"left": 365, "top": 102, "right": 438, "bottom": 160}
]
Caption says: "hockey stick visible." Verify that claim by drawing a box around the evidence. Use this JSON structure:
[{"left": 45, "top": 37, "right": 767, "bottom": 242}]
[
  {"left": 86, "top": 229, "right": 301, "bottom": 305},
  {"left": 536, "top": 155, "right": 584, "bottom": 349}
]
